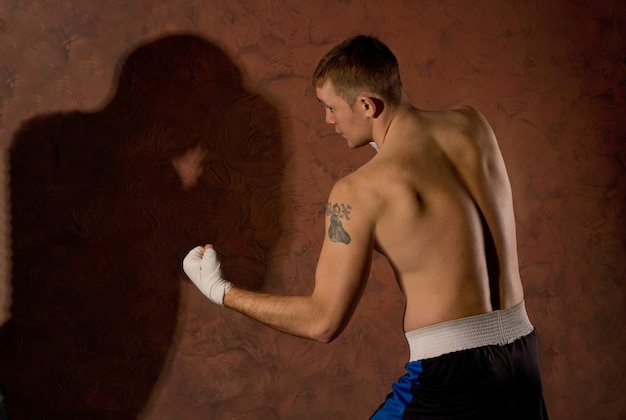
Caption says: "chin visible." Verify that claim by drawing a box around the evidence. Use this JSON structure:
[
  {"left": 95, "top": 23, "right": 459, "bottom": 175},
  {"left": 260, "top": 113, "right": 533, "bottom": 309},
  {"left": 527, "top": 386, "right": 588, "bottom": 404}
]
[{"left": 351, "top": 140, "right": 372, "bottom": 149}]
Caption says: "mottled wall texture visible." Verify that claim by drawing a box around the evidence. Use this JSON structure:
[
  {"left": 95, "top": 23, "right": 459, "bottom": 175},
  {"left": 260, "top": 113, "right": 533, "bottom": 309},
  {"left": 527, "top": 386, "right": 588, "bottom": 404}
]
[{"left": 0, "top": 1, "right": 624, "bottom": 419}]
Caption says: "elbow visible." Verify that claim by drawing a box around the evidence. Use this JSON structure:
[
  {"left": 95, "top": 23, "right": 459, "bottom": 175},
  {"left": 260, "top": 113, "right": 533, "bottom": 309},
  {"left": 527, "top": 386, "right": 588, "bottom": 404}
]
[
  {"left": 310, "top": 330, "right": 337, "bottom": 343},
  {"left": 308, "top": 317, "right": 343, "bottom": 343},
  {"left": 311, "top": 330, "right": 335, "bottom": 343},
  {"left": 305, "top": 294, "right": 354, "bottom": 342}
]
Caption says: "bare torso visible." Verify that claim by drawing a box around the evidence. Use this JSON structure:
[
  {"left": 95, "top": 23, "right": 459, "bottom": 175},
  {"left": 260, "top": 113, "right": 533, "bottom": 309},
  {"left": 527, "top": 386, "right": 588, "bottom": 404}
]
[{"left": 352, "top": 106, "right": 523, "bottom": 332}]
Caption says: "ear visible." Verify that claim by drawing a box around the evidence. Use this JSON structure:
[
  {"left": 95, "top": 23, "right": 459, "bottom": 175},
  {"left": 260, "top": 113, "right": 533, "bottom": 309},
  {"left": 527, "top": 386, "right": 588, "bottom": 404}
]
[{"left": 358, "top": 95, "right": 385, "bottom": 118}]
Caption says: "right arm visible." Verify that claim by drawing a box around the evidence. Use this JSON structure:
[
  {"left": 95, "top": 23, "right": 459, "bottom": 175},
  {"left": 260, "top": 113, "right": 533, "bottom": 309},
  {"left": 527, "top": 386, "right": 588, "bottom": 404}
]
[{"left": 185, "top": 177, "right": 375, "bottom": 342}]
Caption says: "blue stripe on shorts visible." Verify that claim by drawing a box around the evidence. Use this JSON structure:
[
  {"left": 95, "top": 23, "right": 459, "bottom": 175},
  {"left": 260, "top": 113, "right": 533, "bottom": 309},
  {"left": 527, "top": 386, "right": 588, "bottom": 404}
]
[{"left": 370, "top": 360, "right": 423, "bottom": 419}]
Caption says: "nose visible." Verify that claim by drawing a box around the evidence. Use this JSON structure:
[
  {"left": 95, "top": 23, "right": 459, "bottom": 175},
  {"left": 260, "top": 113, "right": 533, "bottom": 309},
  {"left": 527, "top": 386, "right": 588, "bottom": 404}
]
[{"left": 325, "top": 109, "right": 336, "bottom": 125}]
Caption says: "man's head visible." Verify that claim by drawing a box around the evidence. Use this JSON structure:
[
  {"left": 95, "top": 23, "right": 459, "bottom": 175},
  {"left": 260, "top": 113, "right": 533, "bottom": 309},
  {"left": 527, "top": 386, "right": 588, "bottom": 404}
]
[{"left": 312, "top": 35, "right": 403, "bottom": 109}]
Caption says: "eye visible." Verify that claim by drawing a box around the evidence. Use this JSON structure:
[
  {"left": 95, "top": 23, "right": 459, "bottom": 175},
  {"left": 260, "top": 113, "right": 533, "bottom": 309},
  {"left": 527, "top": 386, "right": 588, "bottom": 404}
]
[{"left": 327, "top": 106, "right": 336, "bottom": 113}]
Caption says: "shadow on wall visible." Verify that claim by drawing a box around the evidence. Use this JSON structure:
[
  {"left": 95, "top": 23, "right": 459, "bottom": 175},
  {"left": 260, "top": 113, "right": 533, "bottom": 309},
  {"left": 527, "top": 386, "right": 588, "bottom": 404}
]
[{"left": 0, "top": 34, "right": 284, "bottom": 418}]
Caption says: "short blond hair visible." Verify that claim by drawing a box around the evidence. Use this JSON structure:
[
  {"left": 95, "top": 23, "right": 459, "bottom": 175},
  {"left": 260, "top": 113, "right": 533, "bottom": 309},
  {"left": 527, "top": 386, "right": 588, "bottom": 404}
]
[{"left": 312, "top": 35, "right": 403, "bottom": 108}]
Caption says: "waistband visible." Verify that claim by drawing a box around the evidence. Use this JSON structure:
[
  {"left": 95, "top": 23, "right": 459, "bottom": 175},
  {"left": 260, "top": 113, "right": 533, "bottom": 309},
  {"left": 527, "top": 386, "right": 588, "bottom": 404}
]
[{"left": 405, "top": 300, "right": 534, "bottom": 361}]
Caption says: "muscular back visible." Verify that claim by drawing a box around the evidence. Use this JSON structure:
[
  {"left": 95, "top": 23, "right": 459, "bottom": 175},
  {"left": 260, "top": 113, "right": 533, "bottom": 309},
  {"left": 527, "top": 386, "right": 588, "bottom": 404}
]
[{"left": 348, "top": 106, "right": 523, "bottom": 332}]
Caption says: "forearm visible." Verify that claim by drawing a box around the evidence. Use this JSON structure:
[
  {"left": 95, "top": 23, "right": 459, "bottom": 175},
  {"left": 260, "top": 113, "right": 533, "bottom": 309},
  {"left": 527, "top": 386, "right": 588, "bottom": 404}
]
[
  {"left": 223, "top": 287, "right": 336, "bottom": 342},
  {"left": 182, "top": 229, "right": 370, "bottom": 342}
]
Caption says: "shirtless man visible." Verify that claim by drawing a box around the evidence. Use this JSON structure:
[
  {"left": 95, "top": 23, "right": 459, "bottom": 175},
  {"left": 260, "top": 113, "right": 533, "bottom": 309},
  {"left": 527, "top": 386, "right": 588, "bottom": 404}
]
[{"left": 183, "top": 35, "right": 548, "bottom": 418}]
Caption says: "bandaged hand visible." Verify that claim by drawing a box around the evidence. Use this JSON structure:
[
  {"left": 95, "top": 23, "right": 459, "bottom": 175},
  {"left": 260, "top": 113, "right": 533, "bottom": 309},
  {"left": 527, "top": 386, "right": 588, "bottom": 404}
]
[{"left": 183, "top": 246, "right": 233, "bottom": 305}]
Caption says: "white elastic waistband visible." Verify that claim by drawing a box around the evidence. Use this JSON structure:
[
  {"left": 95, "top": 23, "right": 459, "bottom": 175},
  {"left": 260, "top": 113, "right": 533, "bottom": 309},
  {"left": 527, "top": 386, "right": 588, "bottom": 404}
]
[{"left": 405, "top": 300, "right": 534, "bottom": 361}]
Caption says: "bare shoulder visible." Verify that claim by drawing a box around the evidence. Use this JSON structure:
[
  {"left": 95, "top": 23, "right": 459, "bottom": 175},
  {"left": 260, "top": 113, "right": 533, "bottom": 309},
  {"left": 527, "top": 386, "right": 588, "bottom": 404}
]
[
  {"left": 328, "top": 162, "right": 386, "bottom": 221},
  {"left": 329, "top": 164, "right": 379, "bottom": 205},
  {"left": 435, "top": 105, "right": 500, "bottom": 166},
  {"left": 449, "top": 106, "right": 497, "bottom": 145},
  {"left": 448, "top": 105, "right": 492, "bottom": 137}
]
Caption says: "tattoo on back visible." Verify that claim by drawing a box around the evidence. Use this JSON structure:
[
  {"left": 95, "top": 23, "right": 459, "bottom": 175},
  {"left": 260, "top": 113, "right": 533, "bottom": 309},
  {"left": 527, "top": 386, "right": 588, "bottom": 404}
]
[{"left": 326, "top": 202, "right": 352, "bottom": 244}]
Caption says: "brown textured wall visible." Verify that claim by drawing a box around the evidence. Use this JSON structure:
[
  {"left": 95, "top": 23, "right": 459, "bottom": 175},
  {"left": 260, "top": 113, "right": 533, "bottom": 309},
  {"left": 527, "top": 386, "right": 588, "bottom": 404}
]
[{"left": 0, "top": 1, "right": 624, "bottom": 419}]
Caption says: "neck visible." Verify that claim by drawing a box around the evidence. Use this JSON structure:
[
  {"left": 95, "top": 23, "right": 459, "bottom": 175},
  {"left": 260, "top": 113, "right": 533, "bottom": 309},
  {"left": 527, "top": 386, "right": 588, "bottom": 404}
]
[
  {"left": 371, "top": 101, "right": 411, "bottom": 150},
  {"left": 378, "top": 113, "right": 396, "bottom": 146}
]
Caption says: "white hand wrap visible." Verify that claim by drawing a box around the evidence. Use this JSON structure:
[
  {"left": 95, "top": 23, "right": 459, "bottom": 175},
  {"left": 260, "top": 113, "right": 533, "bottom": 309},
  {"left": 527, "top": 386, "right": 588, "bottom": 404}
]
[{"left": 183, "top": 246, "right": 233, "bottom": 305}]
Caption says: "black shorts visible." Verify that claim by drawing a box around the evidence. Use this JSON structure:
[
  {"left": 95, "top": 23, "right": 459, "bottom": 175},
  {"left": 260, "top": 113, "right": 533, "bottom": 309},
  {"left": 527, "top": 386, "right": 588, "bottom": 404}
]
[{"left": 371, "top": 302, "right": 549, "bottom": 419}]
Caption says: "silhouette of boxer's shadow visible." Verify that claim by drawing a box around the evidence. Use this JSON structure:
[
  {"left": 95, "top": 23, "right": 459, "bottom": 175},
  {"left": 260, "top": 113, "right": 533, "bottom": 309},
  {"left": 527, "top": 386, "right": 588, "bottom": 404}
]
[{"left": 0, "top": 34, "right": 283, "bottom": 418}]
